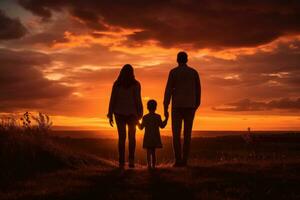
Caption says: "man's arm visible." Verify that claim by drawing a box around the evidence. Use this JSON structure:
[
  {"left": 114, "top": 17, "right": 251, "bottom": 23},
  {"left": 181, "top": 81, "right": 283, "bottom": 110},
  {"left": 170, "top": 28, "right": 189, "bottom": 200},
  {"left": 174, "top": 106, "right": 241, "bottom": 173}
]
[
  {"left": 163, "top": 71, "right": 173, "bottom": 116},
  {"left": 195, "top": 71, "right": 201, "bottom": 109},
  {"left": 160, "top": 114, "right": 169, "bottom": 128}
]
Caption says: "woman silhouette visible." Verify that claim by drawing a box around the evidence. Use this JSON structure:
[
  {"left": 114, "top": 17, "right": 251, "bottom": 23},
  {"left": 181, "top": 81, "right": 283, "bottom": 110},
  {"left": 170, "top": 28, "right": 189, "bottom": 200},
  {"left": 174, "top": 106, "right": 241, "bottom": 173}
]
[{"left": 107, "top": 64, "right": 143, "bottom": 168}]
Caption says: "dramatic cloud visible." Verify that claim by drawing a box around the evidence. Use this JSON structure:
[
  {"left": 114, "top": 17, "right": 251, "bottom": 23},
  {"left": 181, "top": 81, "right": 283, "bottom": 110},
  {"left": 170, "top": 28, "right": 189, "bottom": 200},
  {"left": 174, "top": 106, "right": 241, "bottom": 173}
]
[
  {"left": 1, "top": 12, "right": 90, "bottom": 49},
  {"left": 213, "top": 98, "right": 300, "bottom": 112},
  {"left": 0, "top": 48, "right": 73, "bottom": 112},
  {"left": 200, "top": 40, "right": 300, "bottom": 103},
  {"left": 0, "top": 0, "right": 299, "bottom": 129},
  {"left": 18, "top": 0, "right": 300, "bottom": 48},
  {"left": 0, "top": 10, "right": 27, "bottom": 40}
]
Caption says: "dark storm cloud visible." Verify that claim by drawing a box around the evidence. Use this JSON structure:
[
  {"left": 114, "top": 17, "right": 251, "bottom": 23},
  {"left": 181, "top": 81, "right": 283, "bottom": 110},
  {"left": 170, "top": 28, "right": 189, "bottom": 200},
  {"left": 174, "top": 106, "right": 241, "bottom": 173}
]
[
  {"left": 18, "top": 0, "right": 300, "bottom": 48},
  {"left": 18, "top": 0, "right": 66, "bottom": 20},
  {"left": 0, "top": 10, "right": 27, "bottom": 40},
  {"left": 0, "top": 48, "right": 73, "bottom": 112},
  {"left": 70, "top": 8, "right": 107, "bottom": 30},
  {"left": 212, "top": 98, "right": 300, "bottom": 112},
  {"left": 2, "top": 14, "right": 89, "bottom": 49}
]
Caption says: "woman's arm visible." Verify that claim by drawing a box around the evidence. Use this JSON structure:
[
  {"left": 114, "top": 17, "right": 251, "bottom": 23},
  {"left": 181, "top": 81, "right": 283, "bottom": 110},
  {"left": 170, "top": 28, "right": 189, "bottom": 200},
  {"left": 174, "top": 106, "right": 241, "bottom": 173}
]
[
  {"left": 107, "top": 83, "right": 117, "bottom": 126},
  {"left": 136, "top": 82, "right": 143, "bottom": 120}
]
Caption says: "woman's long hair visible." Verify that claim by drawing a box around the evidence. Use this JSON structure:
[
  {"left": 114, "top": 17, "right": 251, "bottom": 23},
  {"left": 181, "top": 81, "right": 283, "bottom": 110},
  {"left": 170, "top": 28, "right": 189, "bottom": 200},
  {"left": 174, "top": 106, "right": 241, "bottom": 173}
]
[{"left": 115, "top": 64, "right": 138, "bottom": 88}]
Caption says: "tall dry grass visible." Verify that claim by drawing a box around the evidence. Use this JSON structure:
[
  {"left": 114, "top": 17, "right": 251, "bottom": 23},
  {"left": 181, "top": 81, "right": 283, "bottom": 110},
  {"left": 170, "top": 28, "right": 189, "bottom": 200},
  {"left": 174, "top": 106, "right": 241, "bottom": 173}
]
[{"left": 0, "top": 112, "right": 102, "bottom": 186}]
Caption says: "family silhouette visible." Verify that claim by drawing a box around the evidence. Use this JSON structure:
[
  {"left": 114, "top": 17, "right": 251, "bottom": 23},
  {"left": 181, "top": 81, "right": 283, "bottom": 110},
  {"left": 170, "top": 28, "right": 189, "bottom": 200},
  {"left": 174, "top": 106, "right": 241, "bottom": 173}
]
[{"left": 108, "top": 51, "right": 201, "bottom": 169}]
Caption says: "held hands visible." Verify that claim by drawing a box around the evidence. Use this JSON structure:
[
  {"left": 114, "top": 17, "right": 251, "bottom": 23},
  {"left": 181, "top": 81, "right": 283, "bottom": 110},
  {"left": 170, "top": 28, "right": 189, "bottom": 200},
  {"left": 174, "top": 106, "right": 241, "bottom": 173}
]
[
  {"left": 165, "top": 111, "right": 169, "bottom": 120},
  {"left": 161, "top": 109, "right": 169, "bottom": 128},
  {"left": 107, "top": 113, "right": 114, "bottom": 127},
  {"left": 137, "top": 121, "right": 142, "bottom": 130},
  {"left": 164, "top": 107, "right": 169, "bottom": 120}
]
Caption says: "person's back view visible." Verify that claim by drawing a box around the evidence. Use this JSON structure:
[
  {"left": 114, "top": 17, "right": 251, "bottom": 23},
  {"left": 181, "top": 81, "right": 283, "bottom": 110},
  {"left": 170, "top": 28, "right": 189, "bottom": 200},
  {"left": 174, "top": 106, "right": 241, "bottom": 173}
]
[
  {"left": 165, "top": 64, "right": 199, "bottom": 108},
  {"left": 107, "top": 64, "right": 143, "bottom": 169},
  {"left": 164, "top": 51, "right": 201, "bottom": 166}
]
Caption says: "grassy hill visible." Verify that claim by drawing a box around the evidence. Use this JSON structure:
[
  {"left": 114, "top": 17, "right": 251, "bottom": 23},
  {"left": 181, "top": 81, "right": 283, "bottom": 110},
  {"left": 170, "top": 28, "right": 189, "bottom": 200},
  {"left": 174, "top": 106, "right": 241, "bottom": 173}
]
[{"left": 1, "top": 114, "right": 300, "bottom": 199}]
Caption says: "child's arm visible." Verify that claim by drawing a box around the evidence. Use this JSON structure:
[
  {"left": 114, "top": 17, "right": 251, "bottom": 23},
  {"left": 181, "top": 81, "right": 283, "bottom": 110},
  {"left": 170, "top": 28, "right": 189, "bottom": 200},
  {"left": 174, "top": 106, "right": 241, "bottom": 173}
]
[
  {"left": 137, "top": 118, "right": 145, "bottom": 130},
  {"left": 160, "top": 113, "right": 169, "bottom": 128}
]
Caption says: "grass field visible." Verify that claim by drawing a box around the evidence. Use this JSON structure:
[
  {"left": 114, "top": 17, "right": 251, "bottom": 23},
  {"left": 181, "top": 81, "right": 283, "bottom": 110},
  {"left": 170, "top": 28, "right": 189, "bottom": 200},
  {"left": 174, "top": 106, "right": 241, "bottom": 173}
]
[{"left": 1, "top": 128, "right": 300, "bottom": 200}]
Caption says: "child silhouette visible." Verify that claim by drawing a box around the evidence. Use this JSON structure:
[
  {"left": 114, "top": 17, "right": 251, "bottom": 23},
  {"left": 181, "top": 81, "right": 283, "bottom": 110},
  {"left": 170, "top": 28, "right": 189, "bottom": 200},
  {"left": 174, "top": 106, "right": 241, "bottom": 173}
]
[{"left": 138, "top": 99, "right": 168, "bottom": 169}]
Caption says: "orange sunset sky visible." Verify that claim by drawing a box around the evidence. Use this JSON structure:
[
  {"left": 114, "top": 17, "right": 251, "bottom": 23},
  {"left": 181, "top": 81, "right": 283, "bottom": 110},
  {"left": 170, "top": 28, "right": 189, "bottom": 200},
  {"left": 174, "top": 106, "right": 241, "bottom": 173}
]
[{"left": 0, "top": 0, "right": 299, "bottom": 130}]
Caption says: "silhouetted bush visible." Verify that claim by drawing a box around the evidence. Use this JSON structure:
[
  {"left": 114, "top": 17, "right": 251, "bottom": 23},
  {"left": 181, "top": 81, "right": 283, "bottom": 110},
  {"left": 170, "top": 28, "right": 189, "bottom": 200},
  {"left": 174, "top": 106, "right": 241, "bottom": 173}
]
[{"left": 0, "top": 112, "right": 99, "bottom": 186}]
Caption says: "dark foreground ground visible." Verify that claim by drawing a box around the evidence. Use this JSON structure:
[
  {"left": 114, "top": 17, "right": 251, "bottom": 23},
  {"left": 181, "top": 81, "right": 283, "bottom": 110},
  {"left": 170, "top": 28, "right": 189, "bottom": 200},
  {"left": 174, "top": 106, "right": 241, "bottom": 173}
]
[{"left": 1, "top": 132, "right": 300, "bottom": 200}]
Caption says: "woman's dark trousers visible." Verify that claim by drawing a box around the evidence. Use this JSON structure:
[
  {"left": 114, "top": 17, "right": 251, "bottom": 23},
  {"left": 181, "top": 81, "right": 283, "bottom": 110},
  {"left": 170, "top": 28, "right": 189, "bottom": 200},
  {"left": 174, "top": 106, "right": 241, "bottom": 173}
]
[{"left": 115, "top": 114, "right": 136, "bottom": 166}]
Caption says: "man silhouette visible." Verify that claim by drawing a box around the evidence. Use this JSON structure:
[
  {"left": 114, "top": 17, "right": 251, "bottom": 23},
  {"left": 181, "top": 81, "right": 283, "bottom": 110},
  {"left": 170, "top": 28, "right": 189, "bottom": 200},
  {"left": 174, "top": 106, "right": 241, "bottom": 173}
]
[{"left": 164, "top": 51, "right": 201, "bottom": 167}]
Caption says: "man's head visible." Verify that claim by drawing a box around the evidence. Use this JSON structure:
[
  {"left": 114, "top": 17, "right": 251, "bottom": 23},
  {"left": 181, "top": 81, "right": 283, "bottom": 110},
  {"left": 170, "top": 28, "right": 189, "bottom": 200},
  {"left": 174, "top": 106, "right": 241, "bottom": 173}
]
[
  {"left": 177, "top": 51, "right": 188, "bottom": 64},
  {"left": 147, "top": 99, "right": 157, "bottom": 112}
]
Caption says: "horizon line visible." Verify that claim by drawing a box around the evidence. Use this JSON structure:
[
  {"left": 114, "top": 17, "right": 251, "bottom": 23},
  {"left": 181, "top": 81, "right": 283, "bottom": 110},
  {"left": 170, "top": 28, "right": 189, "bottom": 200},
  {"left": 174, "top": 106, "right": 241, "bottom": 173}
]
[{"left": 52, "top": 128, "right": 300, "bottom": 132}]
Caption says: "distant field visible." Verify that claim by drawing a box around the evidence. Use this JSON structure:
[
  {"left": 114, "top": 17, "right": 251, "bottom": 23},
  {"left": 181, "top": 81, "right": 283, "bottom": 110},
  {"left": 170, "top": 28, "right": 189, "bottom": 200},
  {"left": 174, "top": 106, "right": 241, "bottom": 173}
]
[
  {"left": 52, "top": 130, "right": 300, "bottom": 139},
  {"left": 54, "top": 132, "right": 300, "bottom": 166}
]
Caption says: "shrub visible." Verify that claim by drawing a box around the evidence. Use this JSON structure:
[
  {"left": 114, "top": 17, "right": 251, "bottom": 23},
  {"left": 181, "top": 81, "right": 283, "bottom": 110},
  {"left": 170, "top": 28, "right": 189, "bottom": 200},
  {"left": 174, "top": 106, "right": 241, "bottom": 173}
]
[{"left": 0, "top": 112, "right": 97, "bottom": 186}]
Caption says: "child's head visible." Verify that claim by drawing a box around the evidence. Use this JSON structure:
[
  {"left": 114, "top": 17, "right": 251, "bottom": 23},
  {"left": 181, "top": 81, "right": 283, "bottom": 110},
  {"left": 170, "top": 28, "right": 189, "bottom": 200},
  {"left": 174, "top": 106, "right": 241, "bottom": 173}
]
[{"left": 147, "top": 99, "right": 157, "bottom": 112}]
